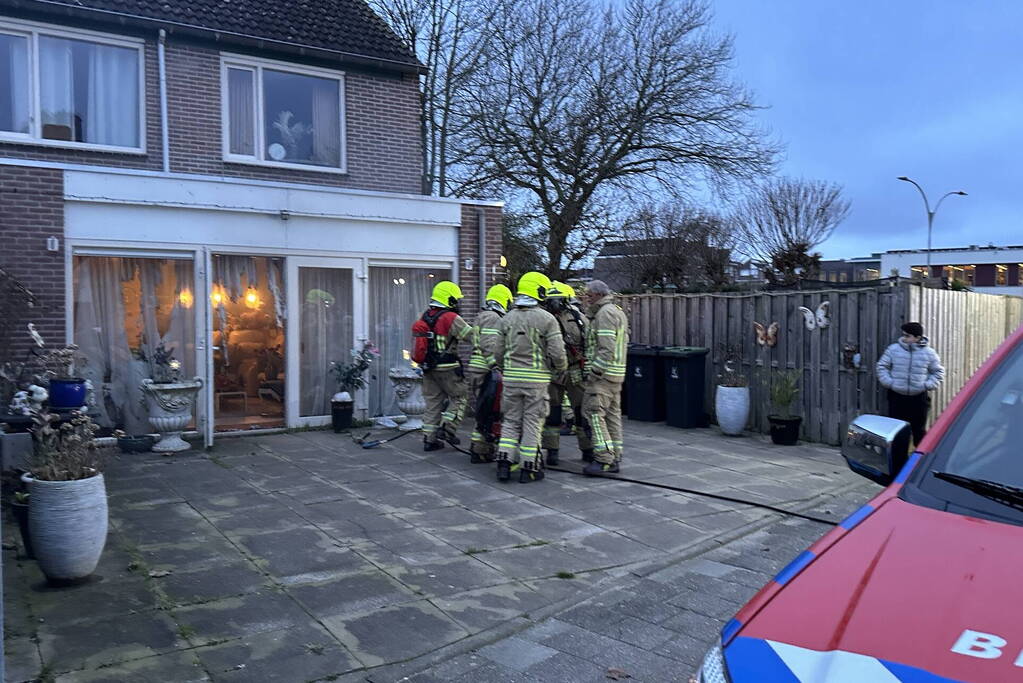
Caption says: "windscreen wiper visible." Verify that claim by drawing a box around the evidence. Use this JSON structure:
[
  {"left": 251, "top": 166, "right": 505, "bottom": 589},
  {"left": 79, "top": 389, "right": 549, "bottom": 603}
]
[{"left": 933, "top": 471, "right": 1023, "bottom": 512}]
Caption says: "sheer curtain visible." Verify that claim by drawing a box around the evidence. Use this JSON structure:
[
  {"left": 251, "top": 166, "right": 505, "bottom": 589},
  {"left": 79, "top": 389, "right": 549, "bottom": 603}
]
[
  {"left": 1, "top": 35, "right": 29, "bottom": 133},
  {"left": 310, "top": 78, "right": 340, "bottom": 166},
  {"left": 86, "top": 42, "right": 138, "bottom": 147},
  {"left": 227, "top": 68, "right": 255, "bottom": 156},
  {"left": 367, "top": 267, "right": 450, "bottom": 417},
  {"left": 39, "top": 37, "right": 74, "bottom": 137},
  {"left": 299, "top": 268, "right": 353, "bottom": 416}
]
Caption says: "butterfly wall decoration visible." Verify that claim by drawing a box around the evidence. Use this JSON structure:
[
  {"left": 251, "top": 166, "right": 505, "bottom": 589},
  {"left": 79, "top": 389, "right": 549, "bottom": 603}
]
[
  {"left": 797, "top": 301, "right": 830, "bottom": 331},
  {"left": 753, "top": 321, "right": 779, "bottom": 347}
]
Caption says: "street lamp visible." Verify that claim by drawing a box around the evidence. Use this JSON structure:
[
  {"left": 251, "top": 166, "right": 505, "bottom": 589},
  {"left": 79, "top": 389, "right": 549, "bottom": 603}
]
[{"left": 897, "top": 176, "right": 967, "bottom": 273}]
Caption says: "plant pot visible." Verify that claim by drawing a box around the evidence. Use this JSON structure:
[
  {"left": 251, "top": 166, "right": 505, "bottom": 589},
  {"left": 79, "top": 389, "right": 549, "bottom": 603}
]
[
  {"left": 331, "top": 400, "right": 354, "bottom": 433},
  {"left": 140, "top": 378, "right": 203, "bottom": 453},
  {"left": 48, "top": 377, "right": 88, "bottom": 411},
  {"left": 117, "top": 435, "right": 155, "bottom": 453},
  {"left": 11, "top": 500, "right": 34, "bottom": 559},
  {"left": 715, "top": 385, "right": 750, "bottom": 436},
  {"left": 21, "top": 471, "right": 107, "bottom": 584},
  {"left": 768, "top": 415, "right": 802, "bottom": 446}
]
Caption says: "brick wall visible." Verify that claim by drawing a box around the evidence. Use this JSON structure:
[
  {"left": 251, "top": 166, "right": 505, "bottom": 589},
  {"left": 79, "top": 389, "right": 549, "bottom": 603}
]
[
  {"left": 0, "top": 32, "right": 423, "bottom": 194},
  {"left": 458, "top": 204, "right": 505, "bottom": 318},
  {"left": 0, "top": 166, "right": 65, "bottom": 358}
]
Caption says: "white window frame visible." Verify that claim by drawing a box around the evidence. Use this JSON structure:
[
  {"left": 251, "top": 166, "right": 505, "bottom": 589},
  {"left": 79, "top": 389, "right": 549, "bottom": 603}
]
[
  {"left": 0, "top": 17, "right": 146, "bottom": 154},
  {"left": 220, "top": 52, "right": 347, "bottom": 175}
]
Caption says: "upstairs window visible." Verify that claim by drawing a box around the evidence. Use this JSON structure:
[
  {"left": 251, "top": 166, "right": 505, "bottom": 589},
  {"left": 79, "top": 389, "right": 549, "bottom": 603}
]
[
  {"left": 222, "top": 55, "right": 345, "bottom": 172},
  {"left": 0, "top": 20, "right": 143, "bottom": 151}
]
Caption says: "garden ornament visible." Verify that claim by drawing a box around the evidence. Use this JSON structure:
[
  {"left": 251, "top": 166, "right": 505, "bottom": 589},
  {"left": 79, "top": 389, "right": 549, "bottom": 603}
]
[
  {"left": 753, "top": 321, "right": 779, "bottom": 347},
  {"left": 9, "top": 391, "right": 30, "bottom": 415},
  {"left": 27, "top": 384, "right": 48, "bottom": 410},
  {"left": 798, "top": 301, "right": 831, "bottom": 331}
]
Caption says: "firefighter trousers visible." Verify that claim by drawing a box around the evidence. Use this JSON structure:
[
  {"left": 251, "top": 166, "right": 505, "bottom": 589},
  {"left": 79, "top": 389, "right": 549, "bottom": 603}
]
[
  {"left": 422, "top": 368, "right": 467, "bottom": 443},
  {"left": 582, "top": 377, "right": 623, "bottom": 464},
  {"left": 497, "top": 383, "right": 549, "bottom": 467},
  {"left": 466, "top": 370, "right": 494, "bottom": 455},
  {"left": 542, "top": 381, "right": 591, "bottom": 452}
]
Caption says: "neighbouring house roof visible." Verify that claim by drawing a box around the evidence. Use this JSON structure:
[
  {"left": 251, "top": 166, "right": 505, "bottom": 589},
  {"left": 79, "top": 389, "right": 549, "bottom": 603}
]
[
  {"left": 14, "top": 0, "right": 423, "bottom": 72},
  {"left": 596, "top": 238, "right": 728, "bottom": 259}
]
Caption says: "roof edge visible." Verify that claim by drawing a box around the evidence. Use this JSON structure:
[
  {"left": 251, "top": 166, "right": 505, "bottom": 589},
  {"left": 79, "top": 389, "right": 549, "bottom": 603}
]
[{"left": 10, "top": 0, "right": 427, "bottom": 74}]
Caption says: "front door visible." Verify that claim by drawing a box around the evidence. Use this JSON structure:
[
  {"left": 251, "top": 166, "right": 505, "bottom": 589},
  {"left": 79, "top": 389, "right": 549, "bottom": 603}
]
[{"left": 286, "top": 257, "right": 364, "bottom": 426}]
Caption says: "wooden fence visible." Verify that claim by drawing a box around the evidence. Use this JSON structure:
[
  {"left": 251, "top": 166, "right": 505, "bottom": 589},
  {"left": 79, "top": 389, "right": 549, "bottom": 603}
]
[{"left": 620, "top": 282, "right": 1023, "bottom": 444}]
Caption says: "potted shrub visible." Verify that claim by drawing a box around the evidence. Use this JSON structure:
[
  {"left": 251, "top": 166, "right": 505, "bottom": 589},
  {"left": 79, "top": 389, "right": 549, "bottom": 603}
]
[
  {"left": 11, "top": 490, "right": 34, "bottom": 559},
  {"left": 139, "top": 343, "right": 203, "bottom": 453},
  {"left": 22, "top": 407, "right": 111, "bottom": 584},
  {"left": 329, "top": 340, "right": 379, "bottom": 432},
  {"left": 715, "top": 346, "right": 749, "bottom": 436},
  {"left": 767, "top": 370, "right": 802, "bottom": 445}
]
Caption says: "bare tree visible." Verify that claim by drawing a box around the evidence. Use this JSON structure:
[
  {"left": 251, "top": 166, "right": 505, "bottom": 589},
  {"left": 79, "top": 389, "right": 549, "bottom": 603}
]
[
  {"left": 367, "top": 0, "right": 493, "bottom": 196},
  {"left": 452, "top": 0, "right": 776, "bottom": 278},
  {"left": 734, "top": 177, "right": 851, "bottom": 284}
]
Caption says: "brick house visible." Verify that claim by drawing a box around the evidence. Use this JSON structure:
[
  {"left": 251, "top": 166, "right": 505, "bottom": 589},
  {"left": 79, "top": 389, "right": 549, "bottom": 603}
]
[{"left": 0, "top": 0, "right": 502, "bottom": 441}]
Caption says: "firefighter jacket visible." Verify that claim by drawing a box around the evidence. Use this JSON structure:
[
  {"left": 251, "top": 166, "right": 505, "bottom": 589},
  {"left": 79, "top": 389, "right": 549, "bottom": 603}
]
[
  {"left": 495, "top": 298, "right": 567, "bottom": 386},
  {"left": 585, "top": 295, "right": 628, "bottom": 383},
  {"left": 468, "top": 309, "right": 503, "bottom": 372},
  {"left": 555, "top": 305, "right": 588, "bottom": 384}
]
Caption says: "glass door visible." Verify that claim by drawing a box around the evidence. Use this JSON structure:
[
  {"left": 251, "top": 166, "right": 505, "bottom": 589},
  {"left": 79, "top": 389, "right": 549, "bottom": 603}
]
[{"left": 286, "top": 257, "right": 364, "bottom": 425}]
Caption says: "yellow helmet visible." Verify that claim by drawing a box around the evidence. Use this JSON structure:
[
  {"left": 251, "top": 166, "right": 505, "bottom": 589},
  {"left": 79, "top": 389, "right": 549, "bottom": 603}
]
[
  {"left": 430, "top": 281, "right": 464, "bottom": 308},
  {"left": 547, "top": 281, "right": 575, "bottom": 299},
  {"left": 517, "top": 272, "right": 552, "bottom": 300},
  {"left": 485, "top": 284, "right": 513, "bottom": 310}
]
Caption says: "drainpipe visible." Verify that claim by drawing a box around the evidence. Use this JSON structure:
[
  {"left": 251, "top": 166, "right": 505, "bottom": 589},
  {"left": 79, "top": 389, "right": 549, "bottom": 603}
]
[
  {"left": 476, "top": 207, "right": 487, "bottom": 305},
  {"left": 158, "top": 29, "right": 170, "bottom": 173}
]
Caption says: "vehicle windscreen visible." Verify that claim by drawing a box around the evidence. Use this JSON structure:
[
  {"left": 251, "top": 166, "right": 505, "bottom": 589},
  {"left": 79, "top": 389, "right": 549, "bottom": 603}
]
[{"left": 909, "top": 338, "right": 1023, "bottom": 522}]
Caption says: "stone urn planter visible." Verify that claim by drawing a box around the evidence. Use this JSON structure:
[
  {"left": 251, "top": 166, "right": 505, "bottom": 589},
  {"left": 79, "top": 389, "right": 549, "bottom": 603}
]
[
  {"left": 21, "top": 471, "right": 107, "bottom": 584},
  {"left": 140, "top": 377, "right": 203, "bottom": 453},
  {"left": 715, "top": 385, "right": 750, "bottom": 436},
  {"left": 389, "top": 363, "right": 426, "bottom": 431}
]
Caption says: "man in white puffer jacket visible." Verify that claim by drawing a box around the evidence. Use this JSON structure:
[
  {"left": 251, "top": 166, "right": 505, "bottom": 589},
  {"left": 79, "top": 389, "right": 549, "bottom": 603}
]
[{"left": 876, "top": 322, "right": 945, "bottom": 446}]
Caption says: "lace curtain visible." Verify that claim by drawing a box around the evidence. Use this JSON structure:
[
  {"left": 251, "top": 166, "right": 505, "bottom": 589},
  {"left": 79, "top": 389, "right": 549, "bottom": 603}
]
[
  {"left": 299, "top": 267, "right": 353, "bottom": 416},
  {"left": 367, "top": 266, "right": 450, "bottom": 417}
]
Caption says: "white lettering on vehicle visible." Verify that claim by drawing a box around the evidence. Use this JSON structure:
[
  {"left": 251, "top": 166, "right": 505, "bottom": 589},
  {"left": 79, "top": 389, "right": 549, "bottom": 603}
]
[{"left": 951, "top": 629, "right": 1023, "bottom": 667}]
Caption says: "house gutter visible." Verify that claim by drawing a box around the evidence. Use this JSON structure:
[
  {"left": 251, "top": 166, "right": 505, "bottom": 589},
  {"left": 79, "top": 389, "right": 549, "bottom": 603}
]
[
  {"left": 158, "top": 29, "right": 169, "bottom": 173},
  {"left": 477, "top": 207, "right": 487, "bottom": 304}
]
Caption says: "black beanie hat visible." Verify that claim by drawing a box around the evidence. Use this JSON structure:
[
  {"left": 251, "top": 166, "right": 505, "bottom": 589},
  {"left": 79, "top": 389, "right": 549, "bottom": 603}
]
[{"left": 901, "top": 322, "right": 924, "bottom": 337}]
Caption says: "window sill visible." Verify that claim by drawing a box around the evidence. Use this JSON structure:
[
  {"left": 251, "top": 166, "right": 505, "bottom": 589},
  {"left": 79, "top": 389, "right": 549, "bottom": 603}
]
[
  {"left": 223, "top": 156, "right": 348, "bottom": 176},
  {"left": 0, "top": 134, "right": 146, "bottom": 156}
]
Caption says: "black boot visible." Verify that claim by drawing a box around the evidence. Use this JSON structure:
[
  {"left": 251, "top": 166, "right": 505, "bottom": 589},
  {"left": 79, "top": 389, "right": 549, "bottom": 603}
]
[
  {"left": 496, "top": 459, "right": 511, "bottom": 482},
  {"left": 519, "top": 462, "right": 545, "bottom": 483},
  {"left": 546, "top": 449, "right": 560, "bottom": 466},
  {"left": 583, "top": 460, "right": 619, "bottom": 476},
  {"left": 470, "top": 448, "right": 495, "bottom": 464},
  {"left": 441, "top": 425, "right": 461, "bottom": 445},
  {"left": 424, "top": 439, "right": 444, "bottom": 452},
  {"left": 580, "top": 449, "right": 594, "bottom": 463}
]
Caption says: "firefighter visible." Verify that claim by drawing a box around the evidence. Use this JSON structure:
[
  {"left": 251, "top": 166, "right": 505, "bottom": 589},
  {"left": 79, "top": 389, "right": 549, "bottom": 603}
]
[
  {"left": 493, "top": 272, "right": 567, "bottom": 483},
  {"left": 541, "top": 281, "right": 593, "bottom": 465},
  {"left": 418, "top": 280, "right": 473, "bottom": 451},
  {"left": 467, "top": 283, "right": 513, "bottom": 463},
  {"left": 581, "top": 279, "right": 629, "bottom": 475}
]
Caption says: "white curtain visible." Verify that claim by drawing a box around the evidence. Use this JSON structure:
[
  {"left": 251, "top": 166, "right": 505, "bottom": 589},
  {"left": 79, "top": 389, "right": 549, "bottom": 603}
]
[
  {"left": 39, "top": 37, "right": 74, "bottom": 136},
  {"left": 86, "top": 42, "right": 138, "bottom": 147},
  {"left": 228, "top": 68, "right": 255, "bottom": 156},
  {"left": 300, "top": 267, "right": 353, "bottom": 416},
  {"left": 367, "top": 267, "right": 450, "bottom": 417},
  {"left": 1, "top": 35, "right": 29, "bottom": 133},
  {"left": 311, "top": 78, "right": 340, "bottom": 166}
]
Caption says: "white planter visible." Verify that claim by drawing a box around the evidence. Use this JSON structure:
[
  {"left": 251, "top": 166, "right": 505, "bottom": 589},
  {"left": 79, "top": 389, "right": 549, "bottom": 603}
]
[
  {"left": 22, "top": 471, "right": 108, "bottom": 584},
  {"left": 715, "top": 385, "right": 750, "bottom": 436},
  {"left": 140, "top": 378, "right": 203, "bottom": 453},
  {"left": 389, "top": 363, "right": 426, "bottom": 432}
]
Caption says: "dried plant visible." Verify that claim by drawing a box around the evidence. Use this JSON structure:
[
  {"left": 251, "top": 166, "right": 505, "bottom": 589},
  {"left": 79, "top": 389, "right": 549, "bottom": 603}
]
[
  {"left": 137, "top": 343, "right": 183, "bottom": 383},
  {"left": 28, "top": 407, "right": 111, "bottom": 481},
  {"left": 716, "top": 343, "right": 748, "bottom": 387}
]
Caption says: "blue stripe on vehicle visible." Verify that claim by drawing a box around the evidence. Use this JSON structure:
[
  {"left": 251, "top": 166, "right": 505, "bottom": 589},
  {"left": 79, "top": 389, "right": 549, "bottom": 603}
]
[
  {"left": 839, "top": 504, "right": 875, "bottom": 531},
  {"left": 721, "top": 617, "right": 742, "bottom": 645},
  {"left": 723, "top": 637, "right": 800, "bottom": 683},
  {"left": 773, "top": 550, "right": 816, "bottom": 586},
  {"left": 879, "top": 657, "right": 965, "bottom": 682},
  {"left": 894, "top": 452, "right": 922, "bottom": 484}
]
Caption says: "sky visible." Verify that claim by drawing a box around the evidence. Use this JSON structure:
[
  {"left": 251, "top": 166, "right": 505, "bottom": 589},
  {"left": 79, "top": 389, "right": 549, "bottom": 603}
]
[{"left": 711, "top": 0, "right": 1023, "bottom": 259}]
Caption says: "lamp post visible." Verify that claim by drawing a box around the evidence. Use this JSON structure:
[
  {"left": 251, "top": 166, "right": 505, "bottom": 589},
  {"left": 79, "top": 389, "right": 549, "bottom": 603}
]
[{"left": 897, "top": 176, "right": 967, "bottom": 274}]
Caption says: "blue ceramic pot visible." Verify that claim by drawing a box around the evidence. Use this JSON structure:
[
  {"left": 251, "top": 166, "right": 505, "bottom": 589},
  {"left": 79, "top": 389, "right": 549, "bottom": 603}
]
[{"left": 48, "top": 378, "right": 87, "bottom": 411}]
